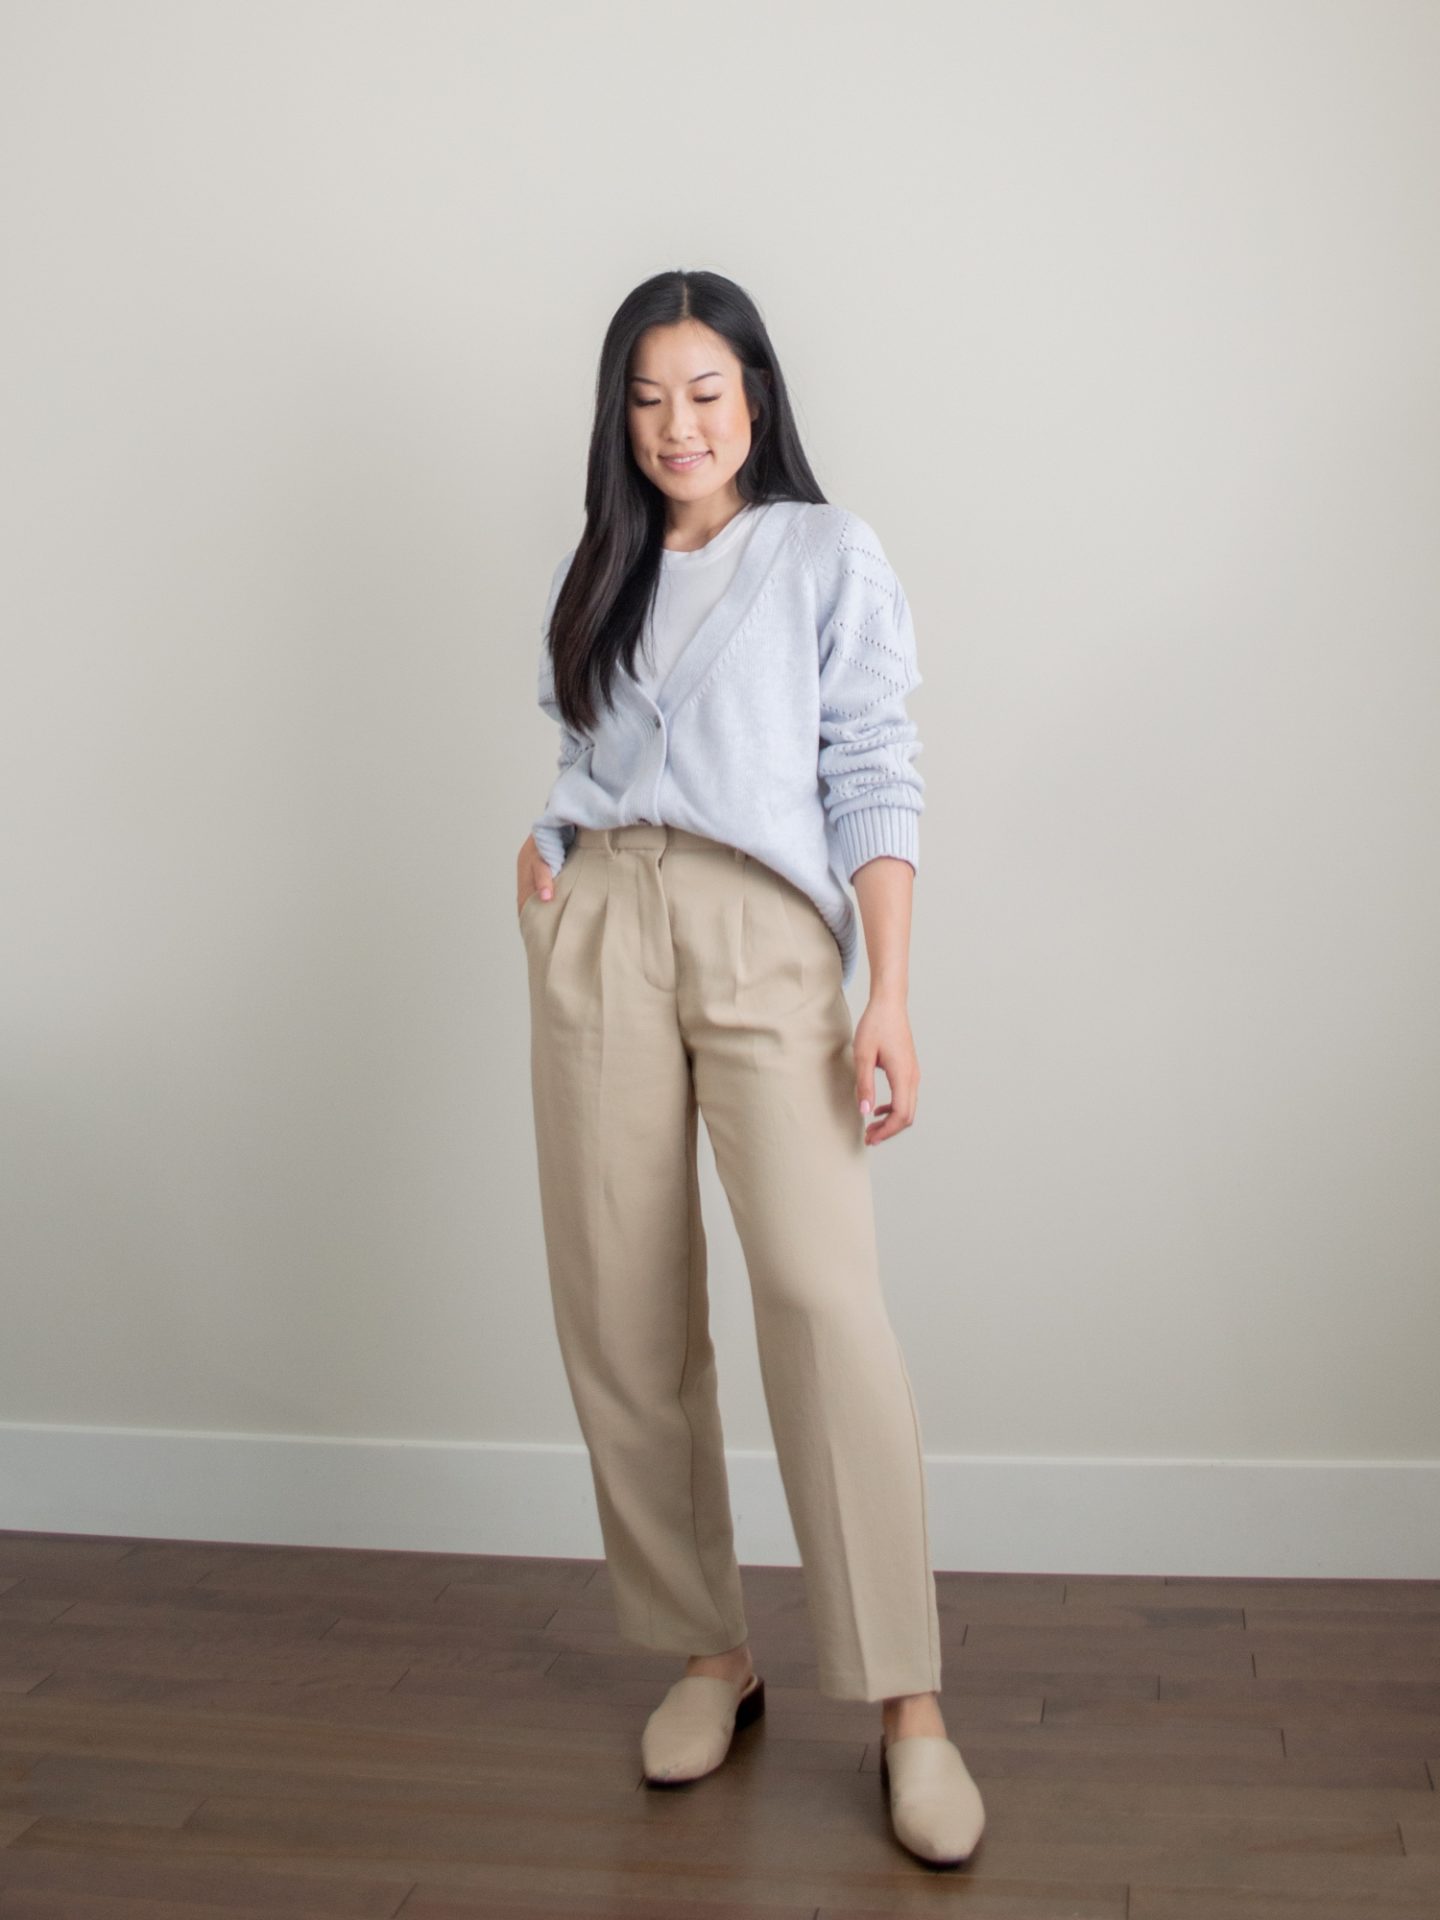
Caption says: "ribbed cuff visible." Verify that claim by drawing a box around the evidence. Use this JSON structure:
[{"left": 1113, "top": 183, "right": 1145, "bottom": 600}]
[
  {"left": 532, "top": 820, "right": 573, "bottom": 877},
  {"left": 832, "top": 805, "right": 920, "bottom": 881}
]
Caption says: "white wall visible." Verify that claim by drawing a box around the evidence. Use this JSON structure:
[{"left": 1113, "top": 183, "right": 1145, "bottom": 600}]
[{"left": 2, "top": 0, "right": 1437, "bottom": 1572}]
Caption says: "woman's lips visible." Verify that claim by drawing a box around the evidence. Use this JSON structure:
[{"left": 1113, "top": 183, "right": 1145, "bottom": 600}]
[{"left": 661, "top": 451, "right": 710, "bottom": 471}]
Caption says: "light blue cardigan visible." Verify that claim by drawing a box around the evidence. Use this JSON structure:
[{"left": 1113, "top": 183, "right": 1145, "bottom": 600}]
[{"left": 530, "top": 499, "right": 923, "bottom": 990}]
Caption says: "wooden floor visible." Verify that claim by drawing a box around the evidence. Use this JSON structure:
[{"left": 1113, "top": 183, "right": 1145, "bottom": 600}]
[{"left": 0, "top": 1532, "right": 1438, "bottom": 1917}]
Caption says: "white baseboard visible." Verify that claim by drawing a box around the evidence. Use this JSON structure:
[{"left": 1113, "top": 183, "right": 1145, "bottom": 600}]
[{"left": 2, "top": 1425, "right": 1437, "bottom": 1577}]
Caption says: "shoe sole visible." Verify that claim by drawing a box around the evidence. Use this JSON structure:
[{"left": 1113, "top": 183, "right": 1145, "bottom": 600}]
[
  {"left": 642, "top": 1675, "right": 766, "bottom": 1787},
  {"left": 879, "top": 1740, "right": 983, "bottom": 1868}
]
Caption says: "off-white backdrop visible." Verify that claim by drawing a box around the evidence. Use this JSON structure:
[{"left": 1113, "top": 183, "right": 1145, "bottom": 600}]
[{"left": 2, "top": 1, "right": 1437, "bottom": 1575}]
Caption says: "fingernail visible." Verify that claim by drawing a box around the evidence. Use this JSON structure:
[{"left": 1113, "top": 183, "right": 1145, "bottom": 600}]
[{"left": 860, "top": 1099, "right": 871, "bottom": 1115}]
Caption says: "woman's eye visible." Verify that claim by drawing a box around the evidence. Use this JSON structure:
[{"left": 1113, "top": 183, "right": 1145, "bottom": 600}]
[{"left": 632, "top": 395, "right": 721, "bottom": 407}]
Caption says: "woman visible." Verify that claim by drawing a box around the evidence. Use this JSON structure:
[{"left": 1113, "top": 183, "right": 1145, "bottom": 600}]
[{"left": 515, "top": 269, "right": 985, "bottom": 1869}]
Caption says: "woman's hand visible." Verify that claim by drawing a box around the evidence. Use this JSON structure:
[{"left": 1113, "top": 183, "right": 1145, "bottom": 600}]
[
  {"left": 853, "top": 989, "right": 919, "bottom": 1145},
  {"left": 516, "top": 835, "right": 556, "bottom": 920}
]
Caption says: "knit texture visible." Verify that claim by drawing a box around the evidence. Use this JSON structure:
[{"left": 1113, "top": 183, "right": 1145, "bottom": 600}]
[{"left": 530, "top": 499, "right": 924, "bottom": 990}]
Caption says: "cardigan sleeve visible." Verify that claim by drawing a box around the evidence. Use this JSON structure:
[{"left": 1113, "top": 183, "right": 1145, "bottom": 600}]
[
  {"left": 814, "top": 510, "right": 925, "bottom": 880},
  {"left": 532, "top": 546, "right": 587, "bottom": 874}
]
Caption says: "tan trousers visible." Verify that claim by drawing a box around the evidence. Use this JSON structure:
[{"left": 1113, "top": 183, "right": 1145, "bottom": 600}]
[{"left": 519, "top": 822, "right": 942, "bottom": 1702}]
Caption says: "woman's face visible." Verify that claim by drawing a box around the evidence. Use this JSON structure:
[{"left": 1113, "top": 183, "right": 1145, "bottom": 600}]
[{"left": 626, "top": 320, "right": 757, "bottom": 509}]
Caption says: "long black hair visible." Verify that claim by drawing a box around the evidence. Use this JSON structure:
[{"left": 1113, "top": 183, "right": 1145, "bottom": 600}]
[{"left": 546, "top": 269, "right": 827, "bottom": 736}]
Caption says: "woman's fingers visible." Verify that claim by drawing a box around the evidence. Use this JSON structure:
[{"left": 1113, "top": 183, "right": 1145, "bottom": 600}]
[
  {"left": 861, "top": 1053, "right": 920, "bottom": 1145},
  {"left": 518, "top": 864, "right": 556, "bottom": 918}
]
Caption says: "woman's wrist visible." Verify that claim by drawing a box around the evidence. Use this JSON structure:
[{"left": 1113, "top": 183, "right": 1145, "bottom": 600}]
[{"left": 867, "top": 973, "right": 909, "bottom": 1005}]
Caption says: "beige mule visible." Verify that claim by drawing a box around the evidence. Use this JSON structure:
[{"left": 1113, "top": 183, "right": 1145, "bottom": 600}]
[
  {"left": 879, "top": 1732, "right": 986, "bottom": 1866},
  {"left": 641, "top": 1670, "right": 766, "bottom": 1784}
]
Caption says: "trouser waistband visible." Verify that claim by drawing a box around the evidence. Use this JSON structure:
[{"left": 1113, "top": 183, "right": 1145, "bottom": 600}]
[{"left": 574, "top": 824, "right": 744, "bottom": 858}]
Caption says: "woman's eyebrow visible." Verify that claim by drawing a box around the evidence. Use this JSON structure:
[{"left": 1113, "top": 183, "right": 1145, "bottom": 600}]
[{"left": 629, "top": 370, "right": 724, "bottom": 385}]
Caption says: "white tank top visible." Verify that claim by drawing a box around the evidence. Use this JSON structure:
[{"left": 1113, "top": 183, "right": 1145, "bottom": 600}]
[{"left": 632, "top": 504, "right": 763, "bottom": 699}]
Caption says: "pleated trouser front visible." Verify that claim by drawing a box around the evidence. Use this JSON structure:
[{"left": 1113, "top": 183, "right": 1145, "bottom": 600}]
[{"left": 518, "top": 822, "right": 942, "bottom": 1702}]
